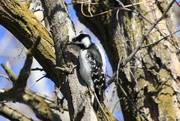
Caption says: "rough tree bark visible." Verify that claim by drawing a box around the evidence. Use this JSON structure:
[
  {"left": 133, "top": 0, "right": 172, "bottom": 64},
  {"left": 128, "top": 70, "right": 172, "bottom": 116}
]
[
  {"left": 0, "top": 0, "right": 115, "bottom": 120},
  {"left": 40, "top": 0, "right": 98, "bottom": 120},
  {"left": 0, "top": 0, "right": 180, "bottom": 120},
  {"left": 73, "top": 0, "right": 180, "bottom": 121}
]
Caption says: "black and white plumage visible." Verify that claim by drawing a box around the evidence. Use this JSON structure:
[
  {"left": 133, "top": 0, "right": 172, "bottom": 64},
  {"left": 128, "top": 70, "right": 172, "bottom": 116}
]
[{"left": 72, "top": 33, "right": 106, "bottom": 110}]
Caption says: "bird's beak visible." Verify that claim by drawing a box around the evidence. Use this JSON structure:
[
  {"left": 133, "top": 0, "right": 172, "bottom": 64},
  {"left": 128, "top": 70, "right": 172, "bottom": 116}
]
[
  {"left": 67, "top": 42, "right": 74, "bottom": 46},
  {"left": 67, "top": 38, "right": 76, "bottom": 45}
]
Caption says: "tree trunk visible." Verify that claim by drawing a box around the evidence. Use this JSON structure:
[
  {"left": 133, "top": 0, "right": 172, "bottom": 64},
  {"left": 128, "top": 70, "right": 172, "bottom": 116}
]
[
  {"left": 0, "top": 0, "right": 115, "bottom": 120},
  {"left": 73, "top": 0, "right": 180, "bottom": 120},
  {"left": 0, "top": 0, "right": 180, "bottom": 120},
  {"left": 40, "top": 0, "right": 98, "bottom": 120}
]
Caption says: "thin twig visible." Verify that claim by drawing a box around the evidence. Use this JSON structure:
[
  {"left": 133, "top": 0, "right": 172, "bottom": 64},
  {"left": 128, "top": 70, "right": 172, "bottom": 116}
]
[
  {"left": 27, "top": 89, "right": 55, "bottom": 103},
  {"left": 141, "top": 29, "right": 180, "bottom": 48},
  {"left": 116, "top": 60, "right": 149, "bottom": 121},
  {"left": 67, "top": 1, "right": 100, "bottom": 5},
  {"left": 27, "top": 75, "right": 46, "bottom": 89},
  {"left": 116, "top": 0, "right": 125, "bottom": 7},
  {"left": 80, "top": 1, "right": 145, "bottom": 17},
  {"left": 0, "top": 74, "right": 12, "bottom": 84},
  {"left": 18, "top": 47, "right": 25, "bottom": 59},
  {"left": 1, "top": 64, "right": 18, "bottom": 84},
  {"left": 129, "top": 0, "right": 152, "bottom": 24},
  {"left": 31, "top": 67, "right": 44, "bottom": 71},
  {"left": 106, "top": 72, "right": 117, "bottom": 88},
  {"left": 112, "top": 99, "right": 120, "bottom": 113},
  {"left": 15, "top": 36, "right": 41, "bottom": 89},
  {"left": 92, "top": 91, "right": 110, "bottom": 121},
  {"left": 117, "top": 78, "right": 149, "bottom": 121},
  {"left": 131, "top": 0, "right": 179, "bottom": 45},
  {"left": 123, "top": 0, "right": 176, "bottom": 67}
]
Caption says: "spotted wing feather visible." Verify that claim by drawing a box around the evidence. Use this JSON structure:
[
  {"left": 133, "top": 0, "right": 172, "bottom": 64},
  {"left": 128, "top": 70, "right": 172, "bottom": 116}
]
[{"left": 86, "top": 44, "right": 106, "bottom": 103}]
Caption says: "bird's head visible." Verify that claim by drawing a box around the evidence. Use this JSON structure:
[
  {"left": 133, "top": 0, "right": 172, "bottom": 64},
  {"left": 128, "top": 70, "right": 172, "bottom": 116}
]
[{"left": 71, "top": 33, "right": 92, "bottom": 49}]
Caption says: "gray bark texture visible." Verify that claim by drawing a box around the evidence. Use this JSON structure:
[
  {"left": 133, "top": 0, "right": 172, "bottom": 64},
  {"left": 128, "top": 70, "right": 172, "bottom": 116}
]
[
  {"left": 73, "top": 0, "right": 180, "bottom": 121},
  {"left": 0, "top": 0, "right": 114, "bottom": 120},
  {"left": 0, "top": 0, "right": 180, "bottom": 121}
]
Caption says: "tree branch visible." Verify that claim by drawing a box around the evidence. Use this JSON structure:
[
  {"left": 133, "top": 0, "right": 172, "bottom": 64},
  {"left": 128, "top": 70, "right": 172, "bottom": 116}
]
[
  {"left": 122, "top": 0, "right": 176, "bottom": 67},
  {"left": 0, "top": 0, "right": 59, "bottom": 86},
  {"left": 0, "top": 37, "right": 61, "bottom": 121},
  {"left": 0, "top": 103, "right": 34, "bottom": 121},
  {"left": 41, "top": 0, "right": 99, "bottom": 120},
  {"left": 1, "top": 64, "right": 18, "bottom": 84}
]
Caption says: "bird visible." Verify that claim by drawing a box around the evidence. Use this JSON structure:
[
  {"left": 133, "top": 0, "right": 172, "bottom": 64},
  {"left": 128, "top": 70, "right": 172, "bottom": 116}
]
[{"left": 71, "top": 32, "right": 106, "bottom": 111}]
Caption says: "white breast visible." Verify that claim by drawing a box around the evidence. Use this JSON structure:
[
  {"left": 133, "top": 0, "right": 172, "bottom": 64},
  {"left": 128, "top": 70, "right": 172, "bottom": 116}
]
[{"left": 79, "top": 49, "right": 94, "bottom": 90}]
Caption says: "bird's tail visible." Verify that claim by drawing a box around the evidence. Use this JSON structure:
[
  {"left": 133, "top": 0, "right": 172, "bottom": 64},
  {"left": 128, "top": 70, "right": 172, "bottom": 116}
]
[{"left": 93, "top": 88, "right": 104, "bottom": 112}]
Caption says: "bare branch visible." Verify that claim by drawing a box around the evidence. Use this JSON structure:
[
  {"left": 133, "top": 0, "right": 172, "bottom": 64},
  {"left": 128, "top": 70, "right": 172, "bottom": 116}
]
[
  {"left": 116, "top": 61, "right": 148, "bottom": 121},
  {"left": 0, "top": 0, "right": 58, "bottom": 86},
  {"left": 0, "top": 87, "right": 61, "bottom": 121},
  {"left": 0, "top": 103, "right": 34, "bottom": 121},
  {"left": 0, "top": 74, "right": 11, "bottom": 83},
  {"left": 123, "top": 0, "right": 176, "bottom": 67},
  {"left": 15, "top": 37, "right": 41, "bottom": 89},
  {"left": 0, "top": 37, "right": 61, "bottom": 121},
  {"left": 141, "top": 29, "right": 180, "bottom": 48},
  {"left": 1, "top": 65, "right": 18, "bottom": 84}
]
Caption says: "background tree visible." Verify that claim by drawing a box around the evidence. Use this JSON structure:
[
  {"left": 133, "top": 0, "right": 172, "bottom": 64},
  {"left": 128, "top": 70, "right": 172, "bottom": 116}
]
[{"left": 0, "top": 0, "right": 180, "bottom": 121}]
